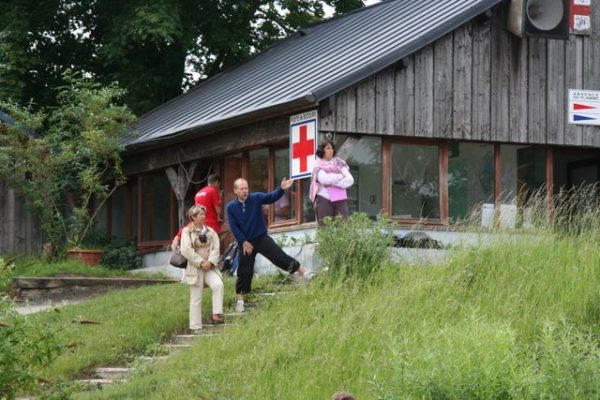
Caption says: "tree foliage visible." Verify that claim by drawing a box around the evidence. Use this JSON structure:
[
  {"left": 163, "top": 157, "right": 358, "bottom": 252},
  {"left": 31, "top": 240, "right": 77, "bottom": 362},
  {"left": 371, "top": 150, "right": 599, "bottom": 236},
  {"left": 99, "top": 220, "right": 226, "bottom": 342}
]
[
  {"left": 0, "top": 0, "right": 364, "bottom": 115},
  {"left": 0, "top": 72, "right": 136, "bottom": 253}
]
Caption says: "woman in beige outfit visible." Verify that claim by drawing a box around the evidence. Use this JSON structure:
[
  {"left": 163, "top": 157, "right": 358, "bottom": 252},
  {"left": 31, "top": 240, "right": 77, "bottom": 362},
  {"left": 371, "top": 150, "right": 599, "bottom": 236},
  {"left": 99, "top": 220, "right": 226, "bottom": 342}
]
[{"left": 180, "top": 205, "right": 224, "bottom": 330}]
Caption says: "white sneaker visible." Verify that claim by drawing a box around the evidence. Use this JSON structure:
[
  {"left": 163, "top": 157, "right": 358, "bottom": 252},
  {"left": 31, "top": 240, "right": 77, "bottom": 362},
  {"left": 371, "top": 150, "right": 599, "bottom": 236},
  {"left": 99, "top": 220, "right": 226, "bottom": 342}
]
[
  {"left": 303, "top": 271, "right": 314, "bottom": 281},
  {"left": 235, "top": 300, "right": 245, "bottom": 313}
]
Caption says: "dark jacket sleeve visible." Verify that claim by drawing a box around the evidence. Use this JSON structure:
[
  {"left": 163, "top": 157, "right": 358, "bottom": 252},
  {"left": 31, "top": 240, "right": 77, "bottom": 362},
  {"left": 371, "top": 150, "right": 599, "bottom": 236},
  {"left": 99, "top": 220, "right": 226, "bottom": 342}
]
[
  {"left": 227, "top": 203, "right": 247, "bottom": 243},
  {"left": 261, "top": 187, "right": 284, "bottom": 205}
]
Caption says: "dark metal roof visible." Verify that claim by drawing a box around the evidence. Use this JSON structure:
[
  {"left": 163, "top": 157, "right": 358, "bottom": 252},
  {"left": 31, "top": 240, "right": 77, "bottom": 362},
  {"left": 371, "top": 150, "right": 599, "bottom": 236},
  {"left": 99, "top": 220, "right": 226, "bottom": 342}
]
[
  {"left": 0, "top": 109, "right": 42, "bottom": 138},
  {"left": 130, "top": 0, "right": 503, "bottom": 149},
  {"left": 0, "top": 110, "right": 16, "bottom": 126}
]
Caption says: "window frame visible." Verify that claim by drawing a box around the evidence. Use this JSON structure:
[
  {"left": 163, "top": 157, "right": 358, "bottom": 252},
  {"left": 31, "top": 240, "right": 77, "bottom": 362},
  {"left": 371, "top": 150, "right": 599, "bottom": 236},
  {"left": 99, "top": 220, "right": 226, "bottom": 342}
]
[
  {"left": 383, "top": 137, "right": 449, "bottom": 226},
  {"left": 137, "top": 171, "right": 177, "bottom": 248}
]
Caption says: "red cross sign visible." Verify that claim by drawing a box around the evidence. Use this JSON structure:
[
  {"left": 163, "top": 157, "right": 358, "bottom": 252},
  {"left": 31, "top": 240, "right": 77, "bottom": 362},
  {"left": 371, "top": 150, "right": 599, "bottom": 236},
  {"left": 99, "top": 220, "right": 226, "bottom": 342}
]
[{"left": 290, "top": 111, "right": 318, "bottom": 179}]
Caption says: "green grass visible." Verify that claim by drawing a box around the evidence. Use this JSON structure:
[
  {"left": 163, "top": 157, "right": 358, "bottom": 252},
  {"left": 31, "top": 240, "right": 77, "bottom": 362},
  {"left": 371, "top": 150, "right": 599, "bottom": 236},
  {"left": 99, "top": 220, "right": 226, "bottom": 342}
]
[
  {"left": 68, "top": 232, "right": 600, "bottom": 400},
  {"left": 1, "top": 256, "right": 160, "bottom": 293},
  {"left": 8, "top": 257, "right": 164, "bottom": 279},
  {"left": 22, "top": 274, "right": 284, "bottom": 388}
]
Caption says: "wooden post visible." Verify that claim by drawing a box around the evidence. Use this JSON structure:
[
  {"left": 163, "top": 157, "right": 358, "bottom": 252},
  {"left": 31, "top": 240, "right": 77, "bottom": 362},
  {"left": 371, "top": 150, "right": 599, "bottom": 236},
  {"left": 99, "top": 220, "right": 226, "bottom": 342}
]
[
  {"left": 546, "top": 146, "right": 554, "bottom": 222},
  {"left": 165, "top": 161, "right": 198, "bottom": 229}
]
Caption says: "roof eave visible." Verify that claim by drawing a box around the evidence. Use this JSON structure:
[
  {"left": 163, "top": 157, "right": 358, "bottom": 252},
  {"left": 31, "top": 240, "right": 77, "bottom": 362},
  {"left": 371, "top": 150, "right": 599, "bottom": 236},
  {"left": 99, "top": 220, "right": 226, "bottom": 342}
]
[{"left": 125, "top": 92, "right": 318, "bottom": 153}]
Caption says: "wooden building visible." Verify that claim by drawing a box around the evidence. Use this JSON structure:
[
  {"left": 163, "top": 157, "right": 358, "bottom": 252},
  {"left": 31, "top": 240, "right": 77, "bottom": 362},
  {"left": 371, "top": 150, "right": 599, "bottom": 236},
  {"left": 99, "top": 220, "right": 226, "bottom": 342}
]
[
  {"left": 98, "top": 0, "right": 600, "bottom": 249},
  {"left": 0, "top": 111, "right": 42, "bottom": 255}
]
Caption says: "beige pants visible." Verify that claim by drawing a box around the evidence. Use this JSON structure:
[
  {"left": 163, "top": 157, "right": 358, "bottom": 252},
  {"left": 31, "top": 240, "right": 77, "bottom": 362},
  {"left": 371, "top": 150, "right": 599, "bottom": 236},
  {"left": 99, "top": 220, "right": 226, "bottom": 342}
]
[{"left": 189, "top": 269, "right": 224, "bottom": 330}]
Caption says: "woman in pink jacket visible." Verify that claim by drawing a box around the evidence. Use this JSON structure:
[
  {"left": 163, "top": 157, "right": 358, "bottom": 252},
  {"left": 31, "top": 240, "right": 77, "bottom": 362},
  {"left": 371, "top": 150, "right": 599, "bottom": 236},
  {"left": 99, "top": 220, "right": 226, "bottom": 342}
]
[{"left": 309, "top": 141, "right": 354, "bottom": 226}]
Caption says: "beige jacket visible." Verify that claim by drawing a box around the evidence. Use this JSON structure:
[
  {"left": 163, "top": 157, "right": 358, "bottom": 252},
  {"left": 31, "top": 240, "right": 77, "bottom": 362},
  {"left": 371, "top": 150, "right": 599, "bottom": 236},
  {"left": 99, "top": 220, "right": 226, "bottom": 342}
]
[{"left": 180, "top": 225, "right": 221, "bottom": 285}]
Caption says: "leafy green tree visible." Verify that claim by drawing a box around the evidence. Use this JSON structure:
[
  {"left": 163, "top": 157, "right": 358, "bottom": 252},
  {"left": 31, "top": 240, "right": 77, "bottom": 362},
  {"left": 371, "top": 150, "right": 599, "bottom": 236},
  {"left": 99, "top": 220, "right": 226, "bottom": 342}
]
[
  {"left": 0, "top": 0, "right": 364, "bottom": 115},
  {"left": 0, "top": 72, "right": 136, "bottom": 255}
]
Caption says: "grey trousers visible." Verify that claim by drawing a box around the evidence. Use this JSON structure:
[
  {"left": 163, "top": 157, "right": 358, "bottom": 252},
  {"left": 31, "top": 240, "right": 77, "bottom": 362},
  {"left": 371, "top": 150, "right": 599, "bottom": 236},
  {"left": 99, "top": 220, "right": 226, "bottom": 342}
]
[{"left": 315, "top": 195, "right": 349, "bottom": 226}]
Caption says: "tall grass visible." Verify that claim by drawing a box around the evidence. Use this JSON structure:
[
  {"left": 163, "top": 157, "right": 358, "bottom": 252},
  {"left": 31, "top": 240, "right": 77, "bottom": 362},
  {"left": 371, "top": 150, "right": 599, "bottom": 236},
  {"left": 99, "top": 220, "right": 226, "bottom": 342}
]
[
  {"left": 36, "top": 187, "right": 600, "bottom": 398},
  {"left": 316, "top": 213, "right": 394, "bottom": 281},
  {"left": 76, "top": 233, "right": 600, "bottom": 398}
]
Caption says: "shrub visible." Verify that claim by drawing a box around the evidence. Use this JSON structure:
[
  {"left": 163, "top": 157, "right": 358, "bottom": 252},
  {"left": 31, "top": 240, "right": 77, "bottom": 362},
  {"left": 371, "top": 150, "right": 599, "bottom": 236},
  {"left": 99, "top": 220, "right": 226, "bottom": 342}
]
[
  {"left": 101, "top": 239, "right": 141, "bottom": 270},
  {"left": 316, "top": 213, "right": 393, "bottom": 281},
  {"left": 0, "top": 72, "right": 136, "bottom": 256},
  {"left": 0, "top": 258, "right": 63, "bottom": 399}
]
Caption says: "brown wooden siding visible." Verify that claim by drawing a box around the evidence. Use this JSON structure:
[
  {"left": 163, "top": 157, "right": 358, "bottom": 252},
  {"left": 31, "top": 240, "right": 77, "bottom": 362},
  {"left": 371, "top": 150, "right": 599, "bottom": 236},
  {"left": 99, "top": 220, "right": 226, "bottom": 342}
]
[{"left": 320, "top": 8, "right": 600, "bottom": 148}]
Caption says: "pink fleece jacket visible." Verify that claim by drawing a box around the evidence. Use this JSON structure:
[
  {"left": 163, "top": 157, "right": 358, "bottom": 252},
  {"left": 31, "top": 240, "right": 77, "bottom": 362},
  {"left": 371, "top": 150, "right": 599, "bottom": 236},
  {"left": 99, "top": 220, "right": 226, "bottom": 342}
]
[{"left": 309, "top": 157, "right": 349, "bottom": 202}]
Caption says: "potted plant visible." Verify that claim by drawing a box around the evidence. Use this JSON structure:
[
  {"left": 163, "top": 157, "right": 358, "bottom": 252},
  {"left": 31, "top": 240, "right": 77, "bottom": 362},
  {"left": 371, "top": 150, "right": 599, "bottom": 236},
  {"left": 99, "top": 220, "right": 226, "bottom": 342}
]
[
  {"left": 0, "top": 71, "right": 136, "bottom": 260},
  {"left": 66, "top": 230, "right": 111, "bottom": 265}
]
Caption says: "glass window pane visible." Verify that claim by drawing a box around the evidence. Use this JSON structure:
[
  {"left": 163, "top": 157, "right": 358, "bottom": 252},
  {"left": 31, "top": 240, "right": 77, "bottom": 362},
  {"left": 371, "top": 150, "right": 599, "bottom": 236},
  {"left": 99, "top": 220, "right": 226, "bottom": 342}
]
[
  {"left": 141, "top": 173, "right": 171, "bottom": 241},
  {"left": 302, "top": 179, "right": 315, "bottom": 223},
  {"left": 273, "top": 148, "right": 296, "bottom": 222},
  {"left": 131, "top": 179, "right": 138, "bottom": 241},
  {"left": 248, "top": 149, "right": 270, "bottom": 226},
  {"left": 391, "top": 143, "right": 440, "bottom": 219},
  {"left": 553, "top": 148, "right": 600, "bottom": 191},
  {"left": 110, "top": 185, "right": 127, "bottom": 239},
  {"left": 249, "top": 149, "right": 269, "bottom": 192},
  {"left": 223, "top": 153, "right": 243, "bottom": 206},
  {"left": 448, "top": 142, "right": 495, "bottom": 220},
  {"left": 500, "top": 145, "right": 545, "bottom": 205},
  {"left": 94, "top": 201, "right": 108, "bottom": 232},
  {"left": 334, "top": 135, "right": 382, "bottom": 219}
]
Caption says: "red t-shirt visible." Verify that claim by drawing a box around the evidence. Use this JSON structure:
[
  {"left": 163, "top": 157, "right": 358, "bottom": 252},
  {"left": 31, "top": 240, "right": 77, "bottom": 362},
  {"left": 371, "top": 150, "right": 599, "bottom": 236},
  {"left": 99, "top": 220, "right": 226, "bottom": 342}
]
[{"left": 194, "top": 185, "right": 221, "bottom": 234}]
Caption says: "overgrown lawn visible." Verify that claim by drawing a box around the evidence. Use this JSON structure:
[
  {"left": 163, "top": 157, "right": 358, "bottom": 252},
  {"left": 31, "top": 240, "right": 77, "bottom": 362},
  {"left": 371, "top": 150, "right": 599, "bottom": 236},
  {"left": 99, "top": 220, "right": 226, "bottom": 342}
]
[{"left": 73, "top": 232, "right": 600, "bottom": 399}]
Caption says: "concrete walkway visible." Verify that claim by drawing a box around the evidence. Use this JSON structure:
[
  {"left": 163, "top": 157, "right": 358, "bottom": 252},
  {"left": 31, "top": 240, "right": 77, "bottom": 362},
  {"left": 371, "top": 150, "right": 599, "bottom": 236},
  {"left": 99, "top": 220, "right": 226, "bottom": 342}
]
[{"left": 15, "top": 299, "right": 86, "bottom": 315}]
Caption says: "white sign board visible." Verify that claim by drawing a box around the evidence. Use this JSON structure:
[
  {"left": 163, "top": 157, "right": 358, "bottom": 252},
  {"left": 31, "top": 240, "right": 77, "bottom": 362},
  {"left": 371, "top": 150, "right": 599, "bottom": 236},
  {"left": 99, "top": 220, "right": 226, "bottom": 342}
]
[
  {"left": 568, "top": 89, "right": 600, "bottom": 126},
  {"left": 289, "top": 110, "right": 318, "bottom": 179}
]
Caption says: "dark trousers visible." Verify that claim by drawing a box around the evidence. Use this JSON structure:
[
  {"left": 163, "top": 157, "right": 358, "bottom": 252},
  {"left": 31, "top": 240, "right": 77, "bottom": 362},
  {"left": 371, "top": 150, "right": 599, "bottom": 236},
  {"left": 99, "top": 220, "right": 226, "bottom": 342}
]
[
  {"left": 236, "top": 234, "right": 300, "bottom": 294},
  {"left": 315, "top": 195, "right": 349, "bottom": 226}
]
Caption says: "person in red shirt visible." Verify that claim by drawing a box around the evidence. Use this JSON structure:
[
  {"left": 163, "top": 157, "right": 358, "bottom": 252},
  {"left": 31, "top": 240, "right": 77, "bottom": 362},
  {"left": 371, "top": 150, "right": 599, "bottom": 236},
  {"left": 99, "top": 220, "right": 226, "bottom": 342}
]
[
  {"left": 194, "top": 174, "right": 222, "bottom": 234},
  {"left": 171, "top": 174, "right": 222, "bottom": 250}
]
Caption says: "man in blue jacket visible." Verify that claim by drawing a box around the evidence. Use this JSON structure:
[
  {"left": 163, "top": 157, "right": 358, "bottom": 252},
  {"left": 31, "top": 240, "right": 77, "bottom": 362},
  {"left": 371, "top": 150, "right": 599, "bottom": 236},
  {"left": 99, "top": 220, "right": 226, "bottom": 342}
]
[{"left": 227, "top": 177, "right": 311, "bottom": 312}]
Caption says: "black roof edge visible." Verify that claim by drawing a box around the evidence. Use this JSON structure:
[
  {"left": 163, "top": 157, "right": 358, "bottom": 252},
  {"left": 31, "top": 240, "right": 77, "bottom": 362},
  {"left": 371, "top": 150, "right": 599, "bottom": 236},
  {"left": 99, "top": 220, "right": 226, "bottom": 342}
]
[
  {"left": 0, "top": 110, "right": 16, "bottom": 126},
  {"left": 313, "top": 0, "right": 504, "bottom": 101},
  {"left": 126, "top": 92, "right": 318, "bottom": 153}
]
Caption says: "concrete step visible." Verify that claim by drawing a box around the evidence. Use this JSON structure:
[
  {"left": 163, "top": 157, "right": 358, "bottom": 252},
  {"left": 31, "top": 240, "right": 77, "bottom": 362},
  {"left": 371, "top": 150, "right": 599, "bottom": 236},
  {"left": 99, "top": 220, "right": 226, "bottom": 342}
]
[
  {"left": 77, "top": 378, "right": 123, "bottom": 388},
  {"left": 223, "top": 312, "right": 244, "bottom": 317},
  {"left": 166, "top": 343, "right": 191, "bottom": 351},
  {"left": 173, "top": 334, "right": 198, "bottom": 344},
  {"left": 137, "top": 355, "right": 169, "bottom": 363},
  {"left": 95, "top": 367, "right": 132, "bottom": 380},
  {"left": 255, "top": 291, "right": 290, "bottom": 297},
  {"left": 12, "top": 276, "right": 177, "bottom": 303}
]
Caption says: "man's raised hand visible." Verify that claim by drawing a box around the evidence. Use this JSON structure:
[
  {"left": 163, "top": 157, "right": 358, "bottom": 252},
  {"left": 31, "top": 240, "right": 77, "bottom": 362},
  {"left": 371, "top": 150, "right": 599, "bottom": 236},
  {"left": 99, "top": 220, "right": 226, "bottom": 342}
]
[{"left": 280, "top": 177, "right": 294, "bottom": 191}]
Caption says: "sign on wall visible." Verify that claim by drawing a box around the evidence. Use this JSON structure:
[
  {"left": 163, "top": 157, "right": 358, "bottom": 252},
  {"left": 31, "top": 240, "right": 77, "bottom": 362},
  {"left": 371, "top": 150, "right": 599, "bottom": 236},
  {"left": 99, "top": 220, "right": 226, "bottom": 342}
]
[
  {"left": 568, "top": 89, "right": 600, "bottom": 125},
  {"left": 571, "top": 0, "right": 592, "bottom": 35},
  {"left": 289, "top": 110, "right": 318, "bottom": 179}
]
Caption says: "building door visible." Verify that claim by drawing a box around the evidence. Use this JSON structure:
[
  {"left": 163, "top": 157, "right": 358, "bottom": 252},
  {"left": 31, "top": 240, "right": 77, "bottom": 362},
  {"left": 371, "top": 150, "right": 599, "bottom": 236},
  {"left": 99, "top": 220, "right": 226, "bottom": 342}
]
[{"left": 568, "top": 157, "right": 600, "bottom": 186}]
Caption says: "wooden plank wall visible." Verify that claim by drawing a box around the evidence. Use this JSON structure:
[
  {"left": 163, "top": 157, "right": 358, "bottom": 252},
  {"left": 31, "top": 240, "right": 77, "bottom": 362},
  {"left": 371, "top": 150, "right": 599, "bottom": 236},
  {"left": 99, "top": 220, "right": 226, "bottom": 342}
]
[
  {"left": 0, "top": 179, "right": 42, "bottom": 255},
  {"left": 320, "top": 6, "right": 600, "bottom": 148}
]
